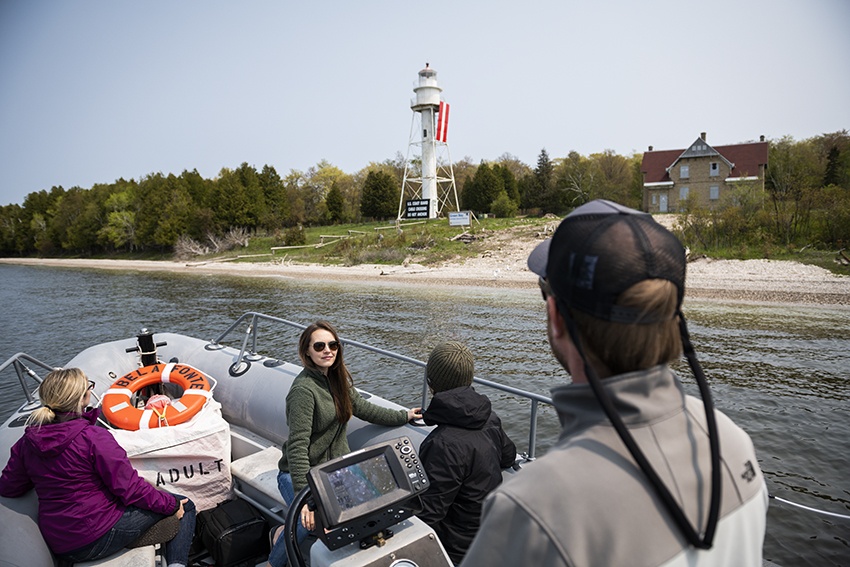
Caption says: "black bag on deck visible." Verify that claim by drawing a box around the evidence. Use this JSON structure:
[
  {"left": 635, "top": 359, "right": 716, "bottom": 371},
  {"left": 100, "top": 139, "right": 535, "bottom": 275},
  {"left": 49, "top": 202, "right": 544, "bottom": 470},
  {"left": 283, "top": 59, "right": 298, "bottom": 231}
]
[{"left": 196, "top": 499, "right": 269, "bottom": 567}]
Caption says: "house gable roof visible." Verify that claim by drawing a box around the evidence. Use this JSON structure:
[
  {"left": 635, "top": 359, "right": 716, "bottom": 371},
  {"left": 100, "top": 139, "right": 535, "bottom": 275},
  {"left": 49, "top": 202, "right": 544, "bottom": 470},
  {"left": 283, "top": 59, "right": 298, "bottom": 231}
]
[{"left": 641, "top": 137, "right": 769, "bottom": 184}]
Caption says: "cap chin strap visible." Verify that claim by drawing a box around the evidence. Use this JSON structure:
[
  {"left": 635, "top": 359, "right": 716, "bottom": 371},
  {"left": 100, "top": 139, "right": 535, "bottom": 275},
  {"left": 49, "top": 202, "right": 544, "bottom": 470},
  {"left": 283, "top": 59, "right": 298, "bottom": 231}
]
[{"left": 561, "top": 306, "right": 721, "bottom": 550}]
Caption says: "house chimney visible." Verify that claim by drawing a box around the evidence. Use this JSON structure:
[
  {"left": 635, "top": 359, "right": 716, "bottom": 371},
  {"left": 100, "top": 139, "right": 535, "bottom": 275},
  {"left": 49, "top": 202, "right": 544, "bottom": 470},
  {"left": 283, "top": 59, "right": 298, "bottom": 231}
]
[
  {"left": 760, "top": 135, "right": 765, "bottom": 142},
  {"left": 700, "top": 132, "right": 706, "bottom": 141},
  {"left": 648, "top": 145, "right": 653, "bottom": 151}
]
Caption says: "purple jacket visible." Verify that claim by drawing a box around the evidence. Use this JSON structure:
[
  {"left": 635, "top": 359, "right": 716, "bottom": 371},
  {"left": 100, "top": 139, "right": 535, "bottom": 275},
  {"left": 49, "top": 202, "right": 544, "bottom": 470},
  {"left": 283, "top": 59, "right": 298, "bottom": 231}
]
[{"left": 0, "top": 408, "right": 178, "bottom": 554}]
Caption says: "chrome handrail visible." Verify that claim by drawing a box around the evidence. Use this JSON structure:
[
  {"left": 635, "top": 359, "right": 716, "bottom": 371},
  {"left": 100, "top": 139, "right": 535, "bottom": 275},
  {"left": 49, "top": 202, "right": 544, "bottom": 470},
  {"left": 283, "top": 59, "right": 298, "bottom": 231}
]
[
  {"left": 211, "top": 312, "right": 553, "bottom": 458},
  {"left": 0, "top": 354, "right": 59, "bottom": 405}
]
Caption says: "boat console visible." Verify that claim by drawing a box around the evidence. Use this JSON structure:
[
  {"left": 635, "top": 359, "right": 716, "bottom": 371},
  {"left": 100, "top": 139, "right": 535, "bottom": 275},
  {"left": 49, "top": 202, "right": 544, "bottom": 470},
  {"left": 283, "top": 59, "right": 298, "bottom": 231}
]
[{"left": 303, "top": 436, "right": 451, "bottom": 567}]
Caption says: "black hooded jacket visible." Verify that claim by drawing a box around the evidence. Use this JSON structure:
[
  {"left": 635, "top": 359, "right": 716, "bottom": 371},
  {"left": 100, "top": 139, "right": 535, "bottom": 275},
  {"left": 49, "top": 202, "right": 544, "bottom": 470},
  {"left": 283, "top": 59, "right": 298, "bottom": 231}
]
[{"left": 418, "top": 386, "right": 517, "bottom": 564}]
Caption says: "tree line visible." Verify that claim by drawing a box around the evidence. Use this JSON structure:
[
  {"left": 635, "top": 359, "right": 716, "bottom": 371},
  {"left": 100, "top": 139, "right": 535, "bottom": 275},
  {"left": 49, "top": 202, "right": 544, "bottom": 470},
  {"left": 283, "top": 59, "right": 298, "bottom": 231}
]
[{"left": 0, "top": 131, "right": 847, "bottom": 257}]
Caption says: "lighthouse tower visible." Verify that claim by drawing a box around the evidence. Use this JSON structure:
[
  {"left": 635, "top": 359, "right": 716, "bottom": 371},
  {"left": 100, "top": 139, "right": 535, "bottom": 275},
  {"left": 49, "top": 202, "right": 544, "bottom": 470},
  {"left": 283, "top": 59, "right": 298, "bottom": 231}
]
[{"left": 397, "top": 63, "right": 459, "bottom": 220}]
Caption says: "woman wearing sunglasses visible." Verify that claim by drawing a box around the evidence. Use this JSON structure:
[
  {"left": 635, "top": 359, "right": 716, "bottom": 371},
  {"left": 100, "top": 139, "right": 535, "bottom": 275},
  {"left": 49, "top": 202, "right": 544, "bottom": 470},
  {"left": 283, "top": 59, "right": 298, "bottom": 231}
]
[
  {"left": 0, "top": 368, "right": 196, "bottom": 566},
  {"left": 268, "top": 321, "right": 422, "bottom": 567}
]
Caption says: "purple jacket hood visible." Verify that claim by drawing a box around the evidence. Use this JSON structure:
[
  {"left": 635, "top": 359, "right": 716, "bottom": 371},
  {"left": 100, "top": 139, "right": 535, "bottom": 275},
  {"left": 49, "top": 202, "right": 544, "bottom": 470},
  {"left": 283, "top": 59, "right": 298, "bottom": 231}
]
[{"left": 22, "top": 407, "right": 100, "bottom": 455}]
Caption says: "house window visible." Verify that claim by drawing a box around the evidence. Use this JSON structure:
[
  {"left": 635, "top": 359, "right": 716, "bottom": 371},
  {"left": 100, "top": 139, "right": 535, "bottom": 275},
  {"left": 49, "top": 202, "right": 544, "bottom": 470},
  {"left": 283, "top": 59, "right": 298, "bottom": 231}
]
[
  {"left": 652, "top": 194, "right": 657, "bottom": 205},
  {"left": 680, "top": 187, "right": 689, "bottom": 200},
  {"left": 710, "top": 162, "right": 719, "bottom": 176},
  {"left": 680, "top": 165, "right": 689, "bottom": 179},
  {"left": 710, "top": 186, "right": 720, "bottom": 200}
]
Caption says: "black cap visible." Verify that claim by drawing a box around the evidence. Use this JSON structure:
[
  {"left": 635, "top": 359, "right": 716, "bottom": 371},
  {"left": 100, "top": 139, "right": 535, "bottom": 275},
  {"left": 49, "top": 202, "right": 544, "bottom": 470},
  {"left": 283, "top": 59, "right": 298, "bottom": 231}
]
[{"left": 527, "top": 199, "right": 686, "bottom": 324}]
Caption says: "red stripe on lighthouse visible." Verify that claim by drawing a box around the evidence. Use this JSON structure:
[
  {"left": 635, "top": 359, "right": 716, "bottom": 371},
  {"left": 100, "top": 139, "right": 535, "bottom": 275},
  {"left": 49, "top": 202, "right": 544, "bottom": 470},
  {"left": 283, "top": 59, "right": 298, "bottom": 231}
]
[{"left": 436, "top": 101, "right": 450, "bottom": 142}]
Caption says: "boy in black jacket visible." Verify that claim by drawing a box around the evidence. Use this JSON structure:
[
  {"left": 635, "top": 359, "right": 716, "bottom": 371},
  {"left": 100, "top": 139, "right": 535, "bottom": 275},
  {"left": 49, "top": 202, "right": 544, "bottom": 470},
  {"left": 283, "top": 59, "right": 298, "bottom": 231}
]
[{"left": 417, "top": 341, "right": 517, "bottom": 565}]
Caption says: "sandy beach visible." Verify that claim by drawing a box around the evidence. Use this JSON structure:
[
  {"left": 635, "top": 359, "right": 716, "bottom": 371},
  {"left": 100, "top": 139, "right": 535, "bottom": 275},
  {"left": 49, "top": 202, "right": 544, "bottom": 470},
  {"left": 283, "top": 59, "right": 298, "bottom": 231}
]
[{"left": 2, "top": 229, "right": 849, "bottom": 306}]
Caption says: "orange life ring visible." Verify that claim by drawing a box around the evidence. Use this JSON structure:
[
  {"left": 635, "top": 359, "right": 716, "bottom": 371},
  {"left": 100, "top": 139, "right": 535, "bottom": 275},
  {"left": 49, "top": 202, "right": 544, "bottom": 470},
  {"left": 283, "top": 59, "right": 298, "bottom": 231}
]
[{"left": 101, "top": 362, "right": 212, "bottom": 430}]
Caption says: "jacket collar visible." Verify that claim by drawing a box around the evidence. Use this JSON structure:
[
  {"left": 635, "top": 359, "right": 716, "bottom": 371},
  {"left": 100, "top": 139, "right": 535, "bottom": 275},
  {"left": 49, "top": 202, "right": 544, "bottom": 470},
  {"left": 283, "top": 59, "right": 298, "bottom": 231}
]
[{"left": 550, "top": 365, "right": 686, "bottom": 435}]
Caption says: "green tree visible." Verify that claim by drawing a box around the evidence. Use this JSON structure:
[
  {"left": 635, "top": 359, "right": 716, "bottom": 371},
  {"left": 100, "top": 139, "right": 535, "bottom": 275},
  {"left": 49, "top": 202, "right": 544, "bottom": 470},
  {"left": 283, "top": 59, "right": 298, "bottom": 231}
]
[
  {"left": 20, "top": 186, "right": 65, "bottom": 254},
  {"left": 52, "top": 186, "right": 103, "bottom": 253},
  {"left": 326, "top": 183, "right": 345, "bottom": 224},
  {"left": 210, "top": 165, "right": 264, "bottom": 232},
  {"left": 813, "top": 184, "right": 850, "bottom": 246},
  {"left": 300, "top": 161, "right": 346, "bottom": 225},
  {"left": 490, "top": 191, "right": 518, "bottom": 218},
  {"left": 817, "top": 130, "right": 850, "bottom": 189},
  {"left": 29, "top": 212, "right": 52, "bottom": 255},
  {"left": 153, "top": 176, "right": 195, "bottom": 247},
  {"left": 135, "top": 173, "right": 196, "bottom": 249},
  {"left": 493, "top": 163, "right": 520, "bottom": 205},
  {"left": 522, "top": 149, "right": 555, "bottom": 212},
  {"left": 462, "top": 162, "right": 503, "bottom": 214},
  {"left": 258, "top": 164, "right": 289, "bottom": 231},
  {"left": 555, "top": 151, "right": 595, "bottom": 207},
  {"left": 179, "top": 170, "right": 213, "bottom": 239},
  {"left": 237, "top": 162, "right": 267, "bottom": 231},
  {"left": 766, "top": 136, "right": 821, "bottom": 244},
  {"left": 452, "top": 157, "right": 477, "bottom": 208},
  {"left": 360, "top": 170, "right": 397, "bottom": 220},
  {"left": 0, "top": 204, "right": 25, "bottom": 255},
  {"left": 97, "top": 180, "right": 139, "bottom": 251},
  {"left": 99, "top": 209, "right": 137, "bottom": 251},
  {"left": 588, "top": 150, "right": 635, "bottom": 206},
  {"left": 284, "top": 170, "right": 307, "bottom": 227}
]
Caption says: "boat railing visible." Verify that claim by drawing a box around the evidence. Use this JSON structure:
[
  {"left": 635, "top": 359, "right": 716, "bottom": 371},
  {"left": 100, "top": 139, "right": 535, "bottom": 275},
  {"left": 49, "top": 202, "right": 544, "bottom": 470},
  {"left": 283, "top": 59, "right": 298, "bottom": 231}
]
[
  {"left": 211, "top": 312, "right": 553, "bottom": 459},
  {"left": 0, "top": 354, "right": 58, "bottom": 406}
]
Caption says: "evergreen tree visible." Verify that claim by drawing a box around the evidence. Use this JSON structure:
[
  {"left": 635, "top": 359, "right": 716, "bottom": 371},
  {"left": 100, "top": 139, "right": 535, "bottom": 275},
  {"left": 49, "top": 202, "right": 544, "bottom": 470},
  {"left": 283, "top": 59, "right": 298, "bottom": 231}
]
[
  {"left": 152, "top": 175, "right": 195, "bottom": 247},
  {"left": 523, "top": 148, "right": 555, "bottom": 212},
  {"left": 535, "top": 148, "right": 556, "bottom": 213},
  {"left": 258, "top": 164, "right": 290, "bottom": 231},
  {"left": 817, "top": 130, "right": 850, "bottom": 189},
  {"left": 53, "top": 186, "right": 103, "bottom": 253},
  {"left": 494, "top": 163, "right": 520, "bottom": 205},
  {"left": 210, "top": 167, "right": 257, "bottom": 232},
  {"left": 0, "top": 204, "right": 25, "bottom": 255},
  {"left": 463, "top": 162, "right": 503, "bottom": 214},
  {"left": 177, "top": 170, "right": 212, "bottom": 240},
  {"left": 360, "top": 171, "right": 397, "bottom": 220},
  {"left": 326, "top": 183, "right": 345, "bottom": 224},
  {"left": 21, "top": 186, "right": 65, "bottom": 254},
  {"left": 236, "top": 162, "right": 267, "bottom": 230}
]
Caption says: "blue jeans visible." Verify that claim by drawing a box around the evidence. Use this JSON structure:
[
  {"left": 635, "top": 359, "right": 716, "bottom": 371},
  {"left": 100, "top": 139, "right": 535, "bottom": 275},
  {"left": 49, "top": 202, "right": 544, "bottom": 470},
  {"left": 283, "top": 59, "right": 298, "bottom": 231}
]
[
  {"left": 57, "top": 494, "right": 196, "bottom": 566},
  {"left": 268, "top": 471, "right": 309, "bottom": 567}
]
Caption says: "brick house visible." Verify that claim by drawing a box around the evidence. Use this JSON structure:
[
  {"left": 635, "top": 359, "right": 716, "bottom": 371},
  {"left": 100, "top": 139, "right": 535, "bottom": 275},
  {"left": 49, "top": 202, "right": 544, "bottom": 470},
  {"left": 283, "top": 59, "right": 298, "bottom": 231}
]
[{"left": 640, "top": 133, "right": 769, "bottom": 213}]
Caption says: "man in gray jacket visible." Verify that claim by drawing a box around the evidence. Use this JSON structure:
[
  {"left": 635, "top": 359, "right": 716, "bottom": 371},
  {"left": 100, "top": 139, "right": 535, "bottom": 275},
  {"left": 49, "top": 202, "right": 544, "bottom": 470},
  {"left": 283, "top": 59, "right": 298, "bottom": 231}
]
[{"left": 461, "top": 200, "right": 768, "bottom": 567}]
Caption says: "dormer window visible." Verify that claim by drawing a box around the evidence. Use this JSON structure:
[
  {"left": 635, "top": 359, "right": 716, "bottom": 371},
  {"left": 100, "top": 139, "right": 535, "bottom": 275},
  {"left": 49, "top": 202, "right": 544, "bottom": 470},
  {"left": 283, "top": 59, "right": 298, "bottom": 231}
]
[{"left": 680, "top": 165, "right": 689, "bottom": 179}]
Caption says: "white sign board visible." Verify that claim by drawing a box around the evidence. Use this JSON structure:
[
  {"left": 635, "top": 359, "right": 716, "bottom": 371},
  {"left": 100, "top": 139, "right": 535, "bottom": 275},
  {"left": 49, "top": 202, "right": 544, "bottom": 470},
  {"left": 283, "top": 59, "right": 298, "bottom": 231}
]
[{"left": 449, "top": 211, "right": 471, "bottom": 226}]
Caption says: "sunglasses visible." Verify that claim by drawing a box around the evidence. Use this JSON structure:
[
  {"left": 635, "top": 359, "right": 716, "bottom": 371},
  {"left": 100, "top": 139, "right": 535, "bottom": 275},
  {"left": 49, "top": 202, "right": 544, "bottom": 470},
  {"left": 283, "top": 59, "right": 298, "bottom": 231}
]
[
  {"left": 312, "top": 341, "right": 340, "bottom": 353},
  {"left": 87, "top": 380, "right": 96, "bottom": 391},
  {"left": 538, "top": 277, "right": 554, "bottom": 301}
]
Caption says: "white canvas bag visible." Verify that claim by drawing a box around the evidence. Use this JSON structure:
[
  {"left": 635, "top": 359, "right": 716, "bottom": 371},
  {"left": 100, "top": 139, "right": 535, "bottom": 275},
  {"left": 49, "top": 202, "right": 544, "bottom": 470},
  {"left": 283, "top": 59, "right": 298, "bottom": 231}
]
[{"left": 109, "top": 398, "right": 233, "bottom": 511}]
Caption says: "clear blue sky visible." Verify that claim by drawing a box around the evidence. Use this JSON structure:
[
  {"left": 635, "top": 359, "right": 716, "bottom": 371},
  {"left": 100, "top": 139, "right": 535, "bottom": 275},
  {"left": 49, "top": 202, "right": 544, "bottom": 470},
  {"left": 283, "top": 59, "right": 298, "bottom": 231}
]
[{"left": 1, "top": 0, "right": 848, "bottom": 206}]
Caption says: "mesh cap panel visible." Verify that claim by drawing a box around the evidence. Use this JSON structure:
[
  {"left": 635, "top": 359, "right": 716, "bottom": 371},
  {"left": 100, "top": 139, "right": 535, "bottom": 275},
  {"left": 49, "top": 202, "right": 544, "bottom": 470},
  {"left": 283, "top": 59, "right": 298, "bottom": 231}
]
[{"left": 528, "top": 200, "right": 685, "bottom": 323}]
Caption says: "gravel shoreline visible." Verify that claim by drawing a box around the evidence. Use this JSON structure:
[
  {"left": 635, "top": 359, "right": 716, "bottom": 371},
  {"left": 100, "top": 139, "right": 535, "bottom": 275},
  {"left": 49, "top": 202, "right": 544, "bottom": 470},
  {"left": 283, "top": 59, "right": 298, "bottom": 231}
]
[{"left": 2, "top": 250, "right": 848, "bottom": 307}]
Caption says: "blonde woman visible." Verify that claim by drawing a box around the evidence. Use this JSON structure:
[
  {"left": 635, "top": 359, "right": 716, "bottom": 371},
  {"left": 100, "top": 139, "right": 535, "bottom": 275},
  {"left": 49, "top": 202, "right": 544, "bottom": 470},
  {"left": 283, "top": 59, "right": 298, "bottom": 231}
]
[{"left": 0, "top": 368, "right": 196, "bottom": 567}]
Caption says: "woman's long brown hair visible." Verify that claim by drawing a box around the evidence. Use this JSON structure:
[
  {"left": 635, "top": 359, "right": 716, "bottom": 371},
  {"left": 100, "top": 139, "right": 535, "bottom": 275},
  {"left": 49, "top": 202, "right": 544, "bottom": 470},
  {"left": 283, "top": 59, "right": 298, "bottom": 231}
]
[{"left": 298, "top": 321, "right": 353, "bottom": 423}]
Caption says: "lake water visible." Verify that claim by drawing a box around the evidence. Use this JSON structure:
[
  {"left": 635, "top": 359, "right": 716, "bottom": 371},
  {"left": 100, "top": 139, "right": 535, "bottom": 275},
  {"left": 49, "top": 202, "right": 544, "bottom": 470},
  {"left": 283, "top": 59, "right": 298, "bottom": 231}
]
[{"left": 0, "top": 263, "right": 847, "bottom": 566}]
